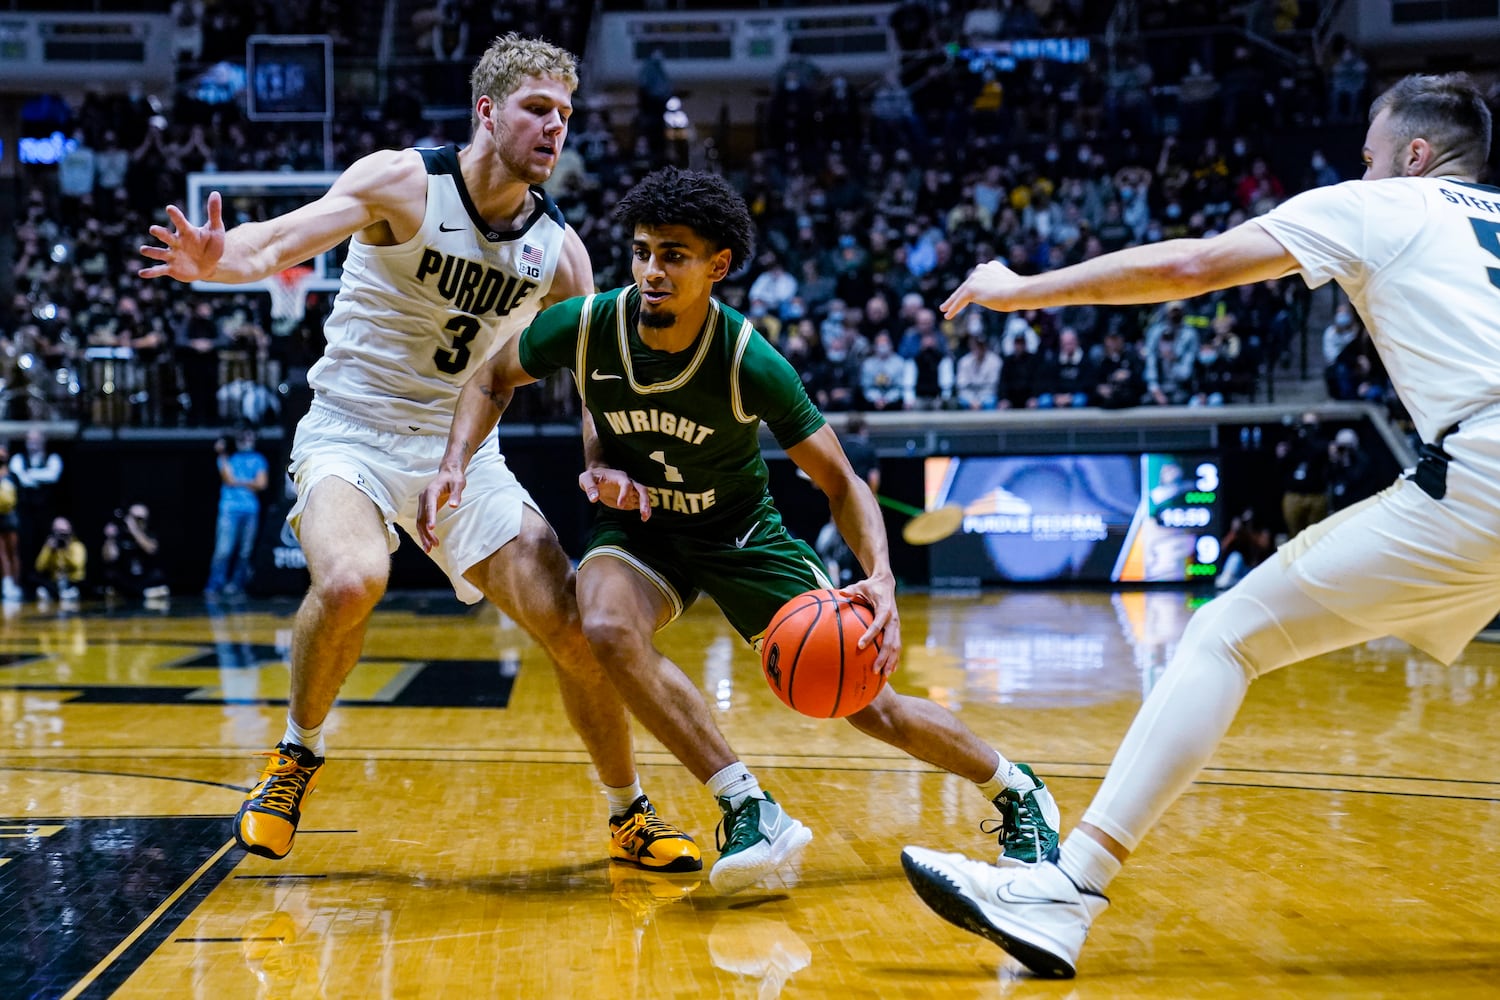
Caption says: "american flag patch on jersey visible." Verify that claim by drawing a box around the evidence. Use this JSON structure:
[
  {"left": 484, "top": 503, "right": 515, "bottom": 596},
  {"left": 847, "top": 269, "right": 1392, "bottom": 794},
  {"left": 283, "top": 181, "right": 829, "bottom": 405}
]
[{"left": 521, "top": 244, "right": 544, "bottom": 267}]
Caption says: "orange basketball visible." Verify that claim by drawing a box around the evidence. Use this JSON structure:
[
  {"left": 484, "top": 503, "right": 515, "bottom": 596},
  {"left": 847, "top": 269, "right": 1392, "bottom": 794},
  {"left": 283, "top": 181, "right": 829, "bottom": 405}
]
[{"left": 761, "top": 589, "right": 885, "bottom": 718}]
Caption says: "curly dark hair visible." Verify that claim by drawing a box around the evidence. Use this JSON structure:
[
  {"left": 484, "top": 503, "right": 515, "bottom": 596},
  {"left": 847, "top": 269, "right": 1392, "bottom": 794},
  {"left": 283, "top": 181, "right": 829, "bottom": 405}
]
[{"left": 612, "top": 168, "right": 755, "bottom": 274}]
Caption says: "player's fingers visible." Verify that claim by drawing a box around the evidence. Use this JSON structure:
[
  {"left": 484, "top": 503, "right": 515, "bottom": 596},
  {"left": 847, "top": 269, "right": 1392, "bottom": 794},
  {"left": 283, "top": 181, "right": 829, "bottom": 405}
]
[
  {"left": 578, "top": 470, "right": 600, "bottom": 502},
  {"left": 940, "top": 287, "right": 971, "bottom": 320},
  {"left": 139, "top": 246, "right": 171, "bottom": 263},
  {"left": 874, "top": 632, "right": 901, "bottom": 676},
  {"left": 164, "top": 204, "right": 190, "bottom": 232},
  {"left": 147, "top": 224, "right": 178, "bottom": 247},
  {"left": 858, "top": 604, "right": 892, "bottom": 651},
  {"left": 636, "top": 481, "right": 651, "bottom": 520},
  {"left": 448, "top": 480, "right": 464, "bottom": 508},
  {"left": 414, "top": 492, "right": 438, "bottom": 551},
  {"left": 138, "top": 263, "right": 168, "bottom": 279},
  {"left": 206, "top": 190, "right": 223, "bottom": 230}
]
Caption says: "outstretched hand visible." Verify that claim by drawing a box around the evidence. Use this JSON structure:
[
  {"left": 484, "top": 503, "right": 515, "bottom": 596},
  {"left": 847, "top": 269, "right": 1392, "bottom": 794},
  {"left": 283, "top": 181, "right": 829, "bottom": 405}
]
[
  {"left": 579, "top": 467, "right": 651, "bottom": 521},
  {"left": 416, "top": 466, "right": 467, "bottom": 552},
  {"left": 140, "top": 191, "right": 226, "bottom": 282},
  {"left": 839, "top": 576, "right": 901, "bottom": 677},
  {"left": 940, "top": 259, "right": 1026, "bottom": 320}
]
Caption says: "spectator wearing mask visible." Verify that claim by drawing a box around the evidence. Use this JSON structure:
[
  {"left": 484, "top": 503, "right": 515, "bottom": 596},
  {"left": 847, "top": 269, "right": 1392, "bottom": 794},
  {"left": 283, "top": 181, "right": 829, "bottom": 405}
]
[
  {"left": 747, "top": 253, "right": 798, "bottom": 319},
  {"left": 814, "top": 327, "right": 863, "bottom": 412},
  {"left": 1143, "top": 301, "right": 1199, "bottom": 362},
  {"left": 1145, "top": 336, "right": 1196, "bottom": 406},
  {"left": 1323, "top": 304, "right": 1362, "bottom": 399},
  {"left": 860, "top": 333, "right": 907, "bottom": 411}
]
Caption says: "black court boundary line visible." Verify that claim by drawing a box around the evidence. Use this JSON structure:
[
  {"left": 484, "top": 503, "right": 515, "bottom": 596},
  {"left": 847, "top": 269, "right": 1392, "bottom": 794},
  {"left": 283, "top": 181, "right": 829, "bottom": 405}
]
[
  {"left": 10, "top": 748, "right": 1500, "bottom": 791},
  {"left": 70, "top": 838, "right": 242, "bottom": 1000},
  {"left": 8, "top": 755, "right": 1500, "bottom": 801},
  {"left": 0, "top": 765, "right": 251, "bottom": 793}
]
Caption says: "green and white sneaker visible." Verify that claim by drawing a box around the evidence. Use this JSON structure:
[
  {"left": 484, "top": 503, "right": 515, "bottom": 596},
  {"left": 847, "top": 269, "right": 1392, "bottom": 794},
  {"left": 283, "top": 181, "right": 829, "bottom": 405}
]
[
  {"left": 709, "top": 792, "right": 812, "bottom": 894},
  {"left": 987, "top": 763, "right": 1061, "bottom": 865}
]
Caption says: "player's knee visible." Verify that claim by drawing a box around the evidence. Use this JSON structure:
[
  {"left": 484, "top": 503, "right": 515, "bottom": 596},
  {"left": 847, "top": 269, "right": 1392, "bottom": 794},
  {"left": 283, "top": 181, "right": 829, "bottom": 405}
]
[
  {"left": 580, "top": 611, "right": 650, "bottom": 671},
  {"left": 1178, "top": 593, "right": 1279, "bottom": 684},
  {"left": 312, "top": 564, "right": 386, "bottom": 621},
  {"left": 844, "top": 686, "right": 901, "bottom": 738}
]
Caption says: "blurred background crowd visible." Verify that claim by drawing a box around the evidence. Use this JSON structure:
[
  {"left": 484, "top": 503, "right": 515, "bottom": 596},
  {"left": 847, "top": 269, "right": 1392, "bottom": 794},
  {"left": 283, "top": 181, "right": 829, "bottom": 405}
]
[{"left": 2, "top": 0, "right": 1496, "bottom": 435}]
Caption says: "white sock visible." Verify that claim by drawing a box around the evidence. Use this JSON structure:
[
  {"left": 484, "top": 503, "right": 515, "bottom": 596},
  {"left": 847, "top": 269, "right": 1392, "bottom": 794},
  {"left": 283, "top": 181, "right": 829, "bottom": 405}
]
[
  {"left": 976, "top": 751, "right": 1036, "bottom": 801},
  {"left": 706, "top": 761, "right": 763, "bottom": 811},
  {"left": 283, "top": 716, "right": 325, "bottom": 758},
  {"left": 604, "top": 777, "right": 644, "bottom": 817},
  {"left": 1057, "top": 831, "right": 1122, "bottom": 895}
]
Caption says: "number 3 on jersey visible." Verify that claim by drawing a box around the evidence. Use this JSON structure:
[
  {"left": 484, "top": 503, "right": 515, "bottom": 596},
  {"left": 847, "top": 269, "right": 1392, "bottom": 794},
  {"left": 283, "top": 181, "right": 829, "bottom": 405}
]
[
  {"left": 1472, "top": 218, "right": 1500, "bottom": 292},
  {"left": 434, "top": 315, "right": 480, "bottom": 374}
]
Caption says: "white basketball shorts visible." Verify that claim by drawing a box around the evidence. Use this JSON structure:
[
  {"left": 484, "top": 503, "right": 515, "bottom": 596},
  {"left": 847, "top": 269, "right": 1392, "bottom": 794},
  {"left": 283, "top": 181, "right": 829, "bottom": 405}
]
[
  {"left": 287, "top": 400, "right": 538, "bottom": 604},
  {"left": 1282, "top": 411, "right": 1500, "bottom": 664}
]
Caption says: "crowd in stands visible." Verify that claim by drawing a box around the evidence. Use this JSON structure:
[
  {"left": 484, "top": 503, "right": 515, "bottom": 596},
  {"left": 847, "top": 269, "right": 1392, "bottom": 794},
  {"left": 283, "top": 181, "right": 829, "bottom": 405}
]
[{"left": 9, "top": 0, "right": 1480, "bottom": 431}]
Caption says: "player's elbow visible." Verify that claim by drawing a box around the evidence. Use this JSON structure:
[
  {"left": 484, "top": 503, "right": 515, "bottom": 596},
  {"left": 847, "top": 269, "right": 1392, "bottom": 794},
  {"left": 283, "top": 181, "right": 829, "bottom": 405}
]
[{"left": 1160, "top": 240, "right": 1215, "bottom": 296}]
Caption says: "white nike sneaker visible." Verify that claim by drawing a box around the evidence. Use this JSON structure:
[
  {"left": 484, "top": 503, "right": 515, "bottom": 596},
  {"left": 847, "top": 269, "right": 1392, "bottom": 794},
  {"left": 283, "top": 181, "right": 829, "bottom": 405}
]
[
  {"left": 710, "top": 793, "right": 812, "bottom": 894},
  {"left": 900, "top": 846, "right": 1108, "bottom": 979}
]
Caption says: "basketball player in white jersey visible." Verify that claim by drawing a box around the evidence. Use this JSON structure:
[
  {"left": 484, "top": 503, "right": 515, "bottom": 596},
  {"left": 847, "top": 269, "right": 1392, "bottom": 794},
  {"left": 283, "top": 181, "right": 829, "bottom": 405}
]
[
  {"left": 139, "top": 34, "right": 700, "bottom": 873},
  {"left": 900, "top": 73, "right": 1498, "bottom": 978}
]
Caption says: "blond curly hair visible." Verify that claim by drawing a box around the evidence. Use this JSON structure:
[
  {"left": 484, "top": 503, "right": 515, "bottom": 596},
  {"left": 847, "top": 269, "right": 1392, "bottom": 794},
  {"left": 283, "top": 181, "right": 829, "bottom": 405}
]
[{"left": 469, "top": 32, "right": 578, "bottom": 123}]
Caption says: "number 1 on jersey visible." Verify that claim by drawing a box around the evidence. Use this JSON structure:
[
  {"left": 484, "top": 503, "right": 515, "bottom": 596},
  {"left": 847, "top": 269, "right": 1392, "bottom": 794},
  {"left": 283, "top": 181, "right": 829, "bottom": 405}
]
[{"left": 648, "top": 450, "right": 684, "bottom": 483}]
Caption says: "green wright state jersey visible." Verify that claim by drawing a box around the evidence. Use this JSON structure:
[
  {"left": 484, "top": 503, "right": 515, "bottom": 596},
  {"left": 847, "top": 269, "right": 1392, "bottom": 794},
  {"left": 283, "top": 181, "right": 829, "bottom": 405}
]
[{"left": 518, "top": 285, "right": 825, "bottom": 528}]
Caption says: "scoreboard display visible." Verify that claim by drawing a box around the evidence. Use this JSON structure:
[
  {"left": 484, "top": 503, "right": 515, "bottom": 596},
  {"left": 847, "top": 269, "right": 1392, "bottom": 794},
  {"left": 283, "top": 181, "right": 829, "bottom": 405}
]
[
  {"left": 923, "top": 452, "right": 1222, "bottom": 585},
  {"left": 246, "top": 35, "right": 332, "bottom": 121}
]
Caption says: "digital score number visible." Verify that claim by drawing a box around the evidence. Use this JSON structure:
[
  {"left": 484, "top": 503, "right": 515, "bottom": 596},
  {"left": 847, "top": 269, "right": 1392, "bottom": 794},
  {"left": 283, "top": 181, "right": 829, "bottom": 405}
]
[{"left": 1165, "top": 461, "right": 1221, "bottom": 579}]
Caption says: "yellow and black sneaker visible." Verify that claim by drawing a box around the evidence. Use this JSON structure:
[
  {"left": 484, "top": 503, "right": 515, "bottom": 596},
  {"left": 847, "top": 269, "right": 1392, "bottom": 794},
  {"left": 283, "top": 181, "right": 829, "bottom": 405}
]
[
  {"left": 609, "top": 795, "right": 702, "bottom": 873},
  {"left": 234, "top": 742, "right": 323, "bottom": 860}
]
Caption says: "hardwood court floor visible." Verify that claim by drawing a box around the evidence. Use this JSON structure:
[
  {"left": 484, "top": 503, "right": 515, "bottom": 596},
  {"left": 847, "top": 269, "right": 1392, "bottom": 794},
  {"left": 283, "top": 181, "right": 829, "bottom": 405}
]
[{"left": 4, "top": 589, "right": 1500, "bottom": 999}]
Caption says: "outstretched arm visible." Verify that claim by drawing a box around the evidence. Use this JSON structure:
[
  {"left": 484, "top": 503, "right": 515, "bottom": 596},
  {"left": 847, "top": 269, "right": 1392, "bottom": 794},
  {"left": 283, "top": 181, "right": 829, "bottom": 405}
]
[
  {"left": 140, "top": 149, "right": 424, "bottom": 284},
  {"left": 787, "top": 425, "right": 901, "bottom": 676},
  {"left": 941, "top": 222, "right": 1299, "bottom": 318}
]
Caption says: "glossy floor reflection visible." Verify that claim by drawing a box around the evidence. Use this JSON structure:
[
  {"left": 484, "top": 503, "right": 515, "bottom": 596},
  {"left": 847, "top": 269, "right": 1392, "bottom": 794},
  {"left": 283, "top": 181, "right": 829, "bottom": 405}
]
[{"left": 3, "top": 590, "right": 1500, "bottom": 998}]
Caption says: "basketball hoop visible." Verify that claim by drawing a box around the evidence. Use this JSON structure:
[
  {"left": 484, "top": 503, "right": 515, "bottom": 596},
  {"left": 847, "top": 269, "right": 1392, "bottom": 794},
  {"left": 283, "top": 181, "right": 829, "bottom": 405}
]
[{"left": 269, "top": 265, "right": 315, "bottom": 335}]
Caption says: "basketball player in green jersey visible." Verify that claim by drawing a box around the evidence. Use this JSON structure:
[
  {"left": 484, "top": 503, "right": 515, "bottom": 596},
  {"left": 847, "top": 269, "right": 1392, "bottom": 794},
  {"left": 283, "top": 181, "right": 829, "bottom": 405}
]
[
  {"left": 141, "top": 35, "right": 698, "bottom": 875},
  {"left": 418, "top": 167, "right": 1059, "bottom": 893}
]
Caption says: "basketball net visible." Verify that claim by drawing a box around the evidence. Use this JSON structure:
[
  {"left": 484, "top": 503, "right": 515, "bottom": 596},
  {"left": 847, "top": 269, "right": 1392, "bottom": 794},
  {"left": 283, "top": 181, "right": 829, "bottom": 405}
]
[{"left": 269, "top": 265, "right": 315, "bottom": 335}]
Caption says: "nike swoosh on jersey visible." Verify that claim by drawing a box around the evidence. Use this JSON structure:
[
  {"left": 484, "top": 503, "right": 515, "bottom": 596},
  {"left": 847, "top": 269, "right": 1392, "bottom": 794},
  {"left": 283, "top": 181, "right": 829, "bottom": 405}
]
[
  {"left": 734, "top": 521, "right": 760, "bottom": 548},
  {"left": 438, "top": 222, "right": 465, "bottom": 232},
  {"left": 590, "top": 369, "right": 623, "bottom": 381}
]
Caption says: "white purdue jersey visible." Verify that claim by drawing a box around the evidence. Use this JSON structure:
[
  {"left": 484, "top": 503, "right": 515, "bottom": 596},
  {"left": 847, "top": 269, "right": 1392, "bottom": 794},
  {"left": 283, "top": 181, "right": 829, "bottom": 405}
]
[
  {"left": 309, "top": 146, "right": 567, "bottom": 433},
  {"left": 1255, "top": 176, "right": 1500, "bottom": 444}
]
